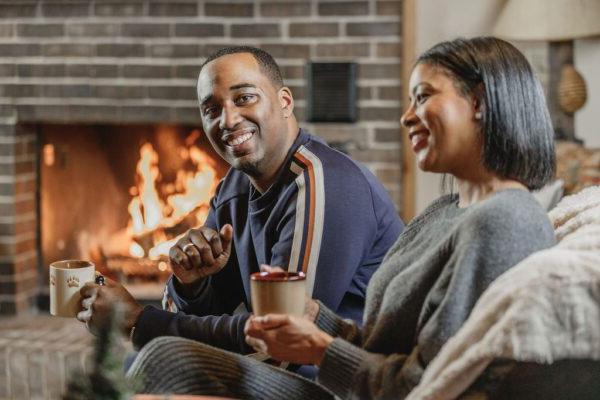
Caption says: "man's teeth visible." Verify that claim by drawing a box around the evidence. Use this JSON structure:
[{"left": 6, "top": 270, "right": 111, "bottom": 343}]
[{"left": 227, "top": 132, "right": 253, "bottom": 146}]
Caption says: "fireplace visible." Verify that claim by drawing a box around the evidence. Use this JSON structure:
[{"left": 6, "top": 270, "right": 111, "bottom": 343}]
[
  {"left": 0, "top": 0, "right": 403, "bottom": 316},
  {"left": 36, "top": 123, "right": 228, "bottom": 302}
]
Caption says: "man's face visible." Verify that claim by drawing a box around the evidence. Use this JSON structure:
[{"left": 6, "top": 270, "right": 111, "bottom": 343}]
[{"left": 197, "top": 53, "right": 293, "bottom": 178}]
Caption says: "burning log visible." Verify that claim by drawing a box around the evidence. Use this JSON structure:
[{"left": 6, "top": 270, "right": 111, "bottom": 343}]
[
  {"left": 163, "top": 206, "right": 205, "bottom": 237},
  {"left": 100, "top": 228, "right": 133, "bottom": 258},
  {"left": 100, "top": 137, "right": 217, "bottom": 282},
  {"left": 105, "top": 256, "right": 171, "bottom": 281},
  {"left": 131, "top": 204, "right": 207, "bottom": 255}
]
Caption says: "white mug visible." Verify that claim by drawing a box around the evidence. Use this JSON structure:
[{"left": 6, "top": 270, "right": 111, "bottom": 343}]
[
  {"left": 49, "top": 260, "right": 95, "bottom": 317},
  {"left": 250, "top": 271, "right": 306, "bottom": 317}
]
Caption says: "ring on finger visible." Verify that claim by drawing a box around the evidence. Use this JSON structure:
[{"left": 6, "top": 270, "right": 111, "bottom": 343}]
[{"left": 182, "top": 243, "right": 196, "bottom": 254}]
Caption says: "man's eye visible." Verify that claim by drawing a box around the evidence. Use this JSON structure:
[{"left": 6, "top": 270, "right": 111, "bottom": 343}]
[
  {"left": 235, "top": 94, "right": 256, "bottom": 105},
  {"left": 203, "top": 106, "right": 219, "bottom": 117}
]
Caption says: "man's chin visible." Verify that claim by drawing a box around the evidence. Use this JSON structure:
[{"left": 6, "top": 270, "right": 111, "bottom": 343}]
[{"left": 230, "top": 156, "right": 262, "bottom": 177}]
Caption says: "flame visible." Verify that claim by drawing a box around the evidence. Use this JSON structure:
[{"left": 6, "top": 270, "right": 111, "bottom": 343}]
[
  {"left": 148, "top": 235, "right": 181, "bottom": 260},
  {"left": 131, "top": 143, "right": 163, "bottom": 232},
  {"left": 129, "top": 242, "right": 145, "bottom": 258},
  {"left": 126, "top": 132, "right": 218, "bottom": 260},
  {"left": 167, "top": 149, "right": 216, "bottom": 221}
]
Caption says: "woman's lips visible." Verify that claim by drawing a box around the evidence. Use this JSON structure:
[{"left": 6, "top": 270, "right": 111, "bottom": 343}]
[{"left": 409, "top": 131, "right": 428, "bottom": 152}]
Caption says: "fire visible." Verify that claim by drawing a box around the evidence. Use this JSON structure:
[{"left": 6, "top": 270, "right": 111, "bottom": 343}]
[{"left": 126, "top": 131, "right": 218, "bottom": 260}]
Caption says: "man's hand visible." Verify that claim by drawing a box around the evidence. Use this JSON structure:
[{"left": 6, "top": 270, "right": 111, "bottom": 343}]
[
  {"left": 169, "top": 224, "right": 233, "bottom": 285},
  {"left": 244, "top": 314, "right": 333, "bottom": 365},
  {"left": 77, "top": 277, "right": 143, "bottom": 337}
]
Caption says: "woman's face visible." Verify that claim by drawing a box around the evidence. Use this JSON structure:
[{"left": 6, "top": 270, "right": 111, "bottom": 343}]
[{"left": 401, "top": 63, "right": 483, "bottom": 176}]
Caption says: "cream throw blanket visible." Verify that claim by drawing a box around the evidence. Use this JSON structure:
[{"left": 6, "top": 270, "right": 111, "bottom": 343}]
[{"left": 407, "top": 185, "right": 600, "bottom": 400}]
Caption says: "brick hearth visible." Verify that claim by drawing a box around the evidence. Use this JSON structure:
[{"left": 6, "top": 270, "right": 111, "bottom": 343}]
[{"left": 0, "top": 314, "right": 94, "bottom": 399}]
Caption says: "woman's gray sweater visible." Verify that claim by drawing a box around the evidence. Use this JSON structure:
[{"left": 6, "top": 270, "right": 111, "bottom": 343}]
[{"left": 316, "top": 189, "right": 555, "bottom": 399}]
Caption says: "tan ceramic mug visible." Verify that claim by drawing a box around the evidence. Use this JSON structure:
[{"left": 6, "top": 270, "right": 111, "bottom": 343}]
[
  {"left": 49, "top": 260, "right": 95, "bottom": 317},
  {"left": 250, "top": 271, "right": 306, "bottom": 317}
]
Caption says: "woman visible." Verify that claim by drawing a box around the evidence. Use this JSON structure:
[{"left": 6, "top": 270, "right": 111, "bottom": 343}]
[{"left": 127, "top": 37, "right": 556, "bottom": 399}]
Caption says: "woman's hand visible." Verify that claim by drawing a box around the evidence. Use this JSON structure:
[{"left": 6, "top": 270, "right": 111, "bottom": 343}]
[{"left": 244, "top": 314, "right": 333, "bottom": 366}]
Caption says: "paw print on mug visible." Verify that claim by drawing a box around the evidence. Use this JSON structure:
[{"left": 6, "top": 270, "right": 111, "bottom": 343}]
[
  {"left": 66, "top": 276, "right": 80, "bottom": 288},
  {"left": 50, "top": 274, "right": 56, "bottom": 286}
]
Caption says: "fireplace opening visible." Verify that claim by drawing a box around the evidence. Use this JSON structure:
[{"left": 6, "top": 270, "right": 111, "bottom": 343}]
[{"left": 36, "top": 123, "right": 228, "bottom": 303}]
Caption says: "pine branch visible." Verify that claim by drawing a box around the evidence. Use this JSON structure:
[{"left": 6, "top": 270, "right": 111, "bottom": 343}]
[{"left": 63, "top": 304, "right": 138, "bottom": 400}]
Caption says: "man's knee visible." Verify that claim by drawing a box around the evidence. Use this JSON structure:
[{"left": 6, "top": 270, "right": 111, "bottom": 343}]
[{"left": 128, "top": 336, "right": 195, "bottom": 377}]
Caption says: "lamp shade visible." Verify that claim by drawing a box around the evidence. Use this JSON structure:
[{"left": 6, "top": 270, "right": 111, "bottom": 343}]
[{"left": 493, "top": 0, "right": 600, "bottom": 41}]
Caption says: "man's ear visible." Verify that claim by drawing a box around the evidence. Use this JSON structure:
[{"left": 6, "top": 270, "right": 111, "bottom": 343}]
[{"left": 278, "top": 86, "right": 294, "bottom": 118}]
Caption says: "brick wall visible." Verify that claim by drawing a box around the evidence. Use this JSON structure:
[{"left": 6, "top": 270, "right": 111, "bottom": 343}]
[
  {"left": 0, "top": 0, "right": 403, "bottom": 315},
  {"left": 0, "top": 109, "right": 38, "bottom": 314}
]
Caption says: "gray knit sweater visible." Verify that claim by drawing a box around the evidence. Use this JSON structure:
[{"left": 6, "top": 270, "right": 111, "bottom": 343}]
[{"left": 315, "top": 189, "right": 555, "bottom": 399}]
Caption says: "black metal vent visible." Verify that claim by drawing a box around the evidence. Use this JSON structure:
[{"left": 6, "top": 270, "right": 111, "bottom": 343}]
[{"left": 306, "top": 62, "right": 357, "bottom": 123}]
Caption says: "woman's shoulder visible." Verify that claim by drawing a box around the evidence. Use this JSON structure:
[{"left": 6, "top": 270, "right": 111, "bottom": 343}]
[
  {"left": 463, "top": 189, "right": 554, "bottom": 242},
  {"left": 470, "top": 189, "right": 547, "bottom": 221},
  {"left": 417, "top": 194, "right": 458, "bottom": 219},
  {"left": 388, "top": 194, "right": 458, "bottom": 251}
]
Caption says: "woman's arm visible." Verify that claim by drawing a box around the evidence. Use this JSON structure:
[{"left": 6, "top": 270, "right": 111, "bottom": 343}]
[
  {"left": 244, "top": 299, "right": 363, "bottom": 360},
  {"left": 313, "top": 301, "right": 362, "bottom": 345},
  {"left": 246, "top": 192, "right": 555, "bottom": 399},
  {"left": 244, "top": 314, "right": 420, "bottom": 399},
  {"left": 317, "top": 201, "right": 556, "bottom": 399}
]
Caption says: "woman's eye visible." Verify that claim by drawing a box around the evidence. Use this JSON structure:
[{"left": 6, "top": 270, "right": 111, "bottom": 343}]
[{"left": 416, "top": 93, "right": 429, "bottom": 104}]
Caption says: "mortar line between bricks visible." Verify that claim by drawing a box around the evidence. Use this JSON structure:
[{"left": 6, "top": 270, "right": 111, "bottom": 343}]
[
  {"left": 0, "top": 288, "right": 38, "bottom": 303},
  {"left": 0, "top": 268, "right": 38, "bottom": 283},
  {"left": 0, "top": 348, "right": 7, "bottom": 399},
  {"left": 0, "top": 14, "right": 400, "bottom": 22},
  {"left": 42, "top": 349, "right": 51, "bottom": 399},
  {"left": 5, "top": 347, "right": 12, "bottom": 399},
  {"left": 2, "top": 78, "right": 401, "bottom": 88},
  {"left": 8, "top": 97, "right": 200, "bottom": 107},
  {"left": 24, "top": 351, "right": 31, "bottom": 399},
  {"left": 58, "top": 352, "right": 65, "bottom": 398},
  {"left": 0, "top": 33, "right": 402, "bottom": 46}
]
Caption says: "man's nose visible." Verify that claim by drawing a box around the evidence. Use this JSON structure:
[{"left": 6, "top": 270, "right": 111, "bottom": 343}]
[{"left": 219, "top": 103, "right": 241, "bottom": 130}]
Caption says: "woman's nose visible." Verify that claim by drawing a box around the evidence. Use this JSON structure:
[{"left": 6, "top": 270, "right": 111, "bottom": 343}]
[{"left": 400, "top": 105, "right": 417, "bottom": 128}]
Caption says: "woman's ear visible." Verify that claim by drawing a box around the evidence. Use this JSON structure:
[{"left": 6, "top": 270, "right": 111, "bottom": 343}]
[
  {"left": 472, "top": 85, "right": 485, "bottom": 121},
  {"left": 278, "top": 87, "right": 294, "bottom": 118}
]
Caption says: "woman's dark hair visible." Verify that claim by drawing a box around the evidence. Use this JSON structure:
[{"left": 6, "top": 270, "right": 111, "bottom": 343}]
[
  {"left": 200, "top": 46, "right": 284, "bottom": 89},
  {"left": 416, "top": 36, "right": 555, "bottom": 190}
]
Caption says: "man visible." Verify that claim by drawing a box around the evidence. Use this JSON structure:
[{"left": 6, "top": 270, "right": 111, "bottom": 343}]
[{"left": 78, "top": 46, "right": 403, "bottom": 361}]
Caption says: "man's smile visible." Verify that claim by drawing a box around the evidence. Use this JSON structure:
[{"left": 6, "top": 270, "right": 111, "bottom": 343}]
[
  {"left": 227, "top": 131, "right": 253, "bottom": 146},
  {"left": 221, "top": 127, "right": 257, "bottom": 155}
]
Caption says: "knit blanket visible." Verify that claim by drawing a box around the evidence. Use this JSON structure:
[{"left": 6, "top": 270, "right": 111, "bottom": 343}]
[{"left": 407, "top": 185, "right": 600, "bottom": 400}]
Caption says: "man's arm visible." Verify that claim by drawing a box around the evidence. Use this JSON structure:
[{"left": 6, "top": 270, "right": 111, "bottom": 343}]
[
  {"left": 163, "top": 193, "right": 244, "bottom": 317},
  {"left": 132, "top": 306, "right": 253, "bottom": 354},
  {"left": 281, "top": 149, "right": 403, "bottom": 320}
]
